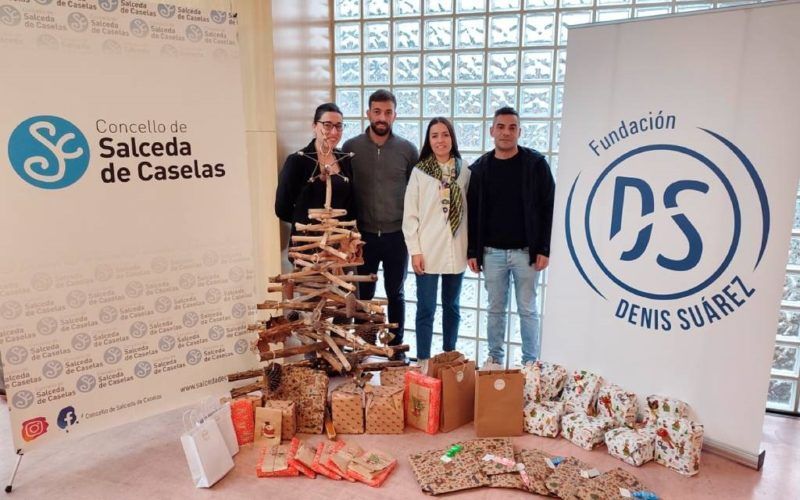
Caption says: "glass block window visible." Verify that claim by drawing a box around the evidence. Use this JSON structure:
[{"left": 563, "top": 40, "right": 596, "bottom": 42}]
[{"left": 333, "top": 1, "right": 790, "bottom": 415}]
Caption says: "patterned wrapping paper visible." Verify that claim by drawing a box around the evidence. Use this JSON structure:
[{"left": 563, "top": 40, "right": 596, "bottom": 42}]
[
  {"left": 346, "top": 450, "right": 397, "bottom": 487},
  {"left": 561, "top": 412, "right": 617, "bottom": 450},
  {"left": 655, "top": 417, "right": 704, "bottom": 476},
  {"left": 597, "top": 384, "right": 639, "bottom": 428},
  {"left": 404, "top": 370, "right": 442, "bottom": 434},
  {"left": 524, "top": 400, "right": 566, "bottom": 437},
  {"left": 569, "top": 467, "right": 648, "bottom": 500},
  {"left": 408, "top": 446, "right": 490, "bottom": 495},
  {"left": 231, "top": 398, "right": 255, "bottom": 445},
  {"left": 262, "top": 400, "right": 297, "bottom": 441},
  {"left": 522, "top": 360, "right": 568, "bottom": 405},
  {"left": 312, "top": 441, "right": 343, "bottom": 480},
  {"left": 544, "top": 456, "right": 593, "bottom": 498},
  {"left": 256, "top": 443, "right": 300, "bottom": 478},
  {"left": 380, "top": 365, "right": 419, "bottom": 386},
  {"left": 365, "top": 385, "right": 405, "bottom": 434},
  {"left": 646, "top": 394, "right": 689, "bottom": 425},
  {"left": 471, "top": 437, "right": 515, "bottom": 475},
  {"left": 331, "top": 382, "right": 365, "bottom": 434},
  {"left": 561, "top": 370, "right": 604, "bottom": 415},
  {"left": 288, "top": 438, "right": 317, "bottom": 479},
  {"left": 605, "top": 426, "right": 656, "bottom": 467},
  {"left": 271, "top": 366, "right": 329, "bottom": 434},
  {"left": 488, "top": 449, "right": 556, "bottom": 494}
]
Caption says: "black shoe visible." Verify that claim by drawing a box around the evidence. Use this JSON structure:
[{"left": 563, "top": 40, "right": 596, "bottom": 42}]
[{"left": 390, "top": 350, "right": 408, "bottom": 363}]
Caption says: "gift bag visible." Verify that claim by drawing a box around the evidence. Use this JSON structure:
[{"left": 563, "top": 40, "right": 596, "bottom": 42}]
[
  {"left": 365, "top": 385, "right": 404, "bottom": 434},
  {"left": 427, "top": 351, "right": 466, "bottom": 378},
  {"left": 180, "top": 411, "right": 234, "bottom": 488},
  {"left": 231, "top": 398, "right": 255, "bottom": 445},
  {"left": 198, "top": 398, "right": 238, "bottom": 456},
  {"left": 439, "top": 360, "right": 475, "bottom": 432},
  {"left": 254, "top": 407, "right": 282, "bottom": 446},
  {"left": 263, "top": 400, "right": 297, "bottom": 440},
  {"left": 331, "top": 382, "right": 365, "bottom": 434},
  {"left": 474, "top": 370, "right": 524, "bottom": 437},
  {"left": 271, "top": 366, "right": 329, "bottom": 434},
  {"left": 404, "top": 370, "right": 442, "bottom": 434}
]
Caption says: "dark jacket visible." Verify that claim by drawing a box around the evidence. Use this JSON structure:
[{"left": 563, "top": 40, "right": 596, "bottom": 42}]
[
  {"left": 467, "top": 146, "right": 555, "bottom": 267},
  {"left": 274, "top": 139, "right": 356, "bottom": 229}
]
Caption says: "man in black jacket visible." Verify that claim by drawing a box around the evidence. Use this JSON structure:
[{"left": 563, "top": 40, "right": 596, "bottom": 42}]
[{"left": 467, "top": 107, "right": 555, "bottom": 368}]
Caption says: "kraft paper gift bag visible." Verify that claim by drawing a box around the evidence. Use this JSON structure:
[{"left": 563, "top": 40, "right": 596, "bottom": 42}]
[
  {"left": 331, "top": 382, "right": 365, "bottom": 434},
  {"left": 474, "top": 370, "right": 524, "bottom": 437},
  {"left": 262, "top": 400, "right": 297, "bottom": 440},
  {"left": 439, "top": 360, "right": 475, "bottom": 432},
  {"left": 254, "top": 407, "right": 282, "bottom": 446},
  {"left": 427, "top": 351, "right": 466, "bottom": 378},
  {"left": 404, "top": 370, "right": 442, "bottom": 434},
  {"left": 197, "top": 398, "right": 239, "bottom": 456},
  {"left": 180, "top": 411, "right": 234, "bottom": 488},
  {"left": 365, "top": 385, "right": 405, "bottom": 434},
  {"left": 256, "top": 444, "right": 299, "bottom": 478}
]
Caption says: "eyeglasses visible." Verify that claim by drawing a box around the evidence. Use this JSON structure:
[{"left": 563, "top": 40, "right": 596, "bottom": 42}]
[{"left": 316, "top": 121, "right": 345, "bottom": 132}]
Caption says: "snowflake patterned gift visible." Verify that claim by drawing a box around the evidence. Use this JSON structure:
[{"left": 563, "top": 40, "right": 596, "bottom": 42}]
[
  {"left": 561, "top": 370, "right": 603, "bottom": 414},
  {"left": 645, "top": 394, "right": 688, "bottom": 425},
  {"left": 605, "top": 426, "right": 656, "bottom": 467},
  {"left": 522, "top": 360, "right": 567, "bottom": 405},
  {"left": 561, "top": 412, "right": 616, "bottom": 450},
  {"left": 524, "top": 401, "right": 565, "bottom": 437},
  {"left": 654, "top": 417, "right": 704, "bottom": 476},
  {"left": 597, "top": 384, "right": 639, "bottom": 427}
]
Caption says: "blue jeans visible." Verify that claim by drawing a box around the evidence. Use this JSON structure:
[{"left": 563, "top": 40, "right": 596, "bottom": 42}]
[
  {"left": 415, "top": 272, "right": 464, "bottom": 360},
  {"left": 483, "top": 247, "right": 540, "bottom": 365}
]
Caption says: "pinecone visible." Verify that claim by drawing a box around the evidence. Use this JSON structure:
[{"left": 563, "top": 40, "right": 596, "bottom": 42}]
[{"left": 265, "top": 362, "right": 282, "bottom": 393}]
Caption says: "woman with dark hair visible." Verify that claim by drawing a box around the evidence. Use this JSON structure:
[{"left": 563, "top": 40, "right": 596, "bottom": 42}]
[
  {"left": 402, "top": 117, "right": 470, "bottom": 370},
  {"left": 275, "top": 103, "right": 355, "bottom": 233}
]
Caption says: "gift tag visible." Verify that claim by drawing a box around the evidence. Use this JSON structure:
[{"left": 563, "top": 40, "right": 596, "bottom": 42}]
[{"left": 580, "top": 468, "right": 600, "bottom": 479}]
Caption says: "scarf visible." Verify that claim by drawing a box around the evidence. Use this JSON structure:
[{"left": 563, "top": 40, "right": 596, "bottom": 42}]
[{"left": 415, "top": 155, "right": 463, "bottom": 235}]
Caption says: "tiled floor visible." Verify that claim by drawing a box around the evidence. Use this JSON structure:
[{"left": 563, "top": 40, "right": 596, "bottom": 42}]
[{"left": 0, "top": 398, "right": 797, "bottom": 499}]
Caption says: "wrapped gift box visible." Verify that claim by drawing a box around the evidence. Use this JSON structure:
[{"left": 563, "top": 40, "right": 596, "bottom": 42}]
[
  {"left": 646, "top": 394, "right": 689, "bottom": 425},
  {"left": 568, "top": 467, "right": 648, "bottom": 500},
  {"left": 346, "top": 450, "right": 397, "bottom": 487},
  {"left": 522, "top": 360, "right": 567, "bottom": 405},
  {"left": 256, "top": 443, "right": 299, "bottom": 478},
  {"left": 262, "top": 400, "right": 297, "bottom": 441},
  {"left": 597, "top": 384, "right": 639, "bottom": 428},
  {"left": 524, "top": 400, "right": 565, "bottom": 437},
  {"left": 365, "top": 385, "right": 404, "bottom": 434},
  {"left": 404, "top": 370, "right": 442, "bottom": 434},
  {"left": 271, "top": 366, "right": 328, "bottom": 434},
  {"left": 312, "top": 441, "right": 343, "bottom": 480},
  {"left": 655, "top": 417, "right": 704, "bottom": 476},
  {"left": 561, "top": 370, "right": 603, "bottom": 415},
  {"left": 605, "top": 426, "right": 656, "bottom": 467},
  {"left": 544, "top": 456, "right": 592, "bottom": 498},
  {"left": 331, "top": 382, "right": 365, "bottom": 434},
  {"left": 288, "top": 438, "right": 317, "bottom": 479},
  {"left": 408, "top": 445, "right": 490, "bottom": 495},
  {"left": 231, "top": 398, "right": 255, "bottom": 445},
  {"left": 326, "top": 441, "right": 362, "bottom": 482},
  {"left": 561, "top": 412, "right": 616, "bottom": 450},
  {"left": 380, "top": 365, "right": 419, "bottom": 386}
]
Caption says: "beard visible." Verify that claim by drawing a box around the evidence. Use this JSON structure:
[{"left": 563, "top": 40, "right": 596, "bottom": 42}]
[{"left": 369, "top": 121, "right": 391, "bottom": 137}]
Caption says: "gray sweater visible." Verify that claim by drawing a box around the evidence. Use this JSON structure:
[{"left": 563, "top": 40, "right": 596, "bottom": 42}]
[{"left": 343, "top": 130, "right": 419, "bottom": 234}]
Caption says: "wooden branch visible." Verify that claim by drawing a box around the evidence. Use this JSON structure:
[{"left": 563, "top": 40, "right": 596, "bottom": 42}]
[
  {"left": 226, "top": 368, "right": 265, "bottom": 382},
  {"left": 231, "top": 382, "right": 265, "bottom": 399},
  {"left": 358, "top": 360, "right": 409, "bottom": 371},
  {"left": 259, "top": 341, "right": 327, "bottom": 361}
]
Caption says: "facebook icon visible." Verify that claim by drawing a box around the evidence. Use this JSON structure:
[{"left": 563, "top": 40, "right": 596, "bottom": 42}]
[{"left": 57, "top": 406, "right": 78, "bottom": 432}]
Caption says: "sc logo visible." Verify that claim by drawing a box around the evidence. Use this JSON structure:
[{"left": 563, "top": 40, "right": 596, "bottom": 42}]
[{"left": 7, "top": 116, "right": 90, "bottom": 189}]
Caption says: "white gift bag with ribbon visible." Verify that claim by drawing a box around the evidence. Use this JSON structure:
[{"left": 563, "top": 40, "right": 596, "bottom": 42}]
[
  {"left": 180, "top": 409, "right": 234, "bottom": 488},
  {"left": 199, "top": 397, "right": 239, "bottom": 457}
]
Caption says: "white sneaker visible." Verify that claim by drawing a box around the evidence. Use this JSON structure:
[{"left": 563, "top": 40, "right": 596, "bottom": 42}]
[
  {"left": 482, "top": 356, "right": 503, "bottom": 371},
  {"left": 417, "top": 358, "right": 429, "bottom": 375}
]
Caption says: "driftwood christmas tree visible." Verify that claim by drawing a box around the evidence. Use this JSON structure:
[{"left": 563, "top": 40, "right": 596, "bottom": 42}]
[{"left": 227, "top": 148, "right": 408, "bottom": 398}]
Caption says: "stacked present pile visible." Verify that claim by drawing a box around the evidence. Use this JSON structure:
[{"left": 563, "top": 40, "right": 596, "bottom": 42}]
[
  {"left": 408, "top": 437, "right": 657, "bottom": 498},
  {"left": 521, "top": 361, "right": 704, "bottom": 477}
]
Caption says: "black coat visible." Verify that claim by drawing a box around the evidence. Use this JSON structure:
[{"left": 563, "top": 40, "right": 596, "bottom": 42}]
[
  {"left": 274, "top": 140, "right": 356, "bottom": 230},
  {"left": 466, "top": 146, "right": 555, "bottom": 267}
]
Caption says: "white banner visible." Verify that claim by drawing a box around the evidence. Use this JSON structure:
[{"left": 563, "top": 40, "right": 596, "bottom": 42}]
[
  {"left": 0, "top": 0, "right": 257, "bottom": 451},
  {"left": 543, "top": 2, "right": 800, "bottom": 458}
]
